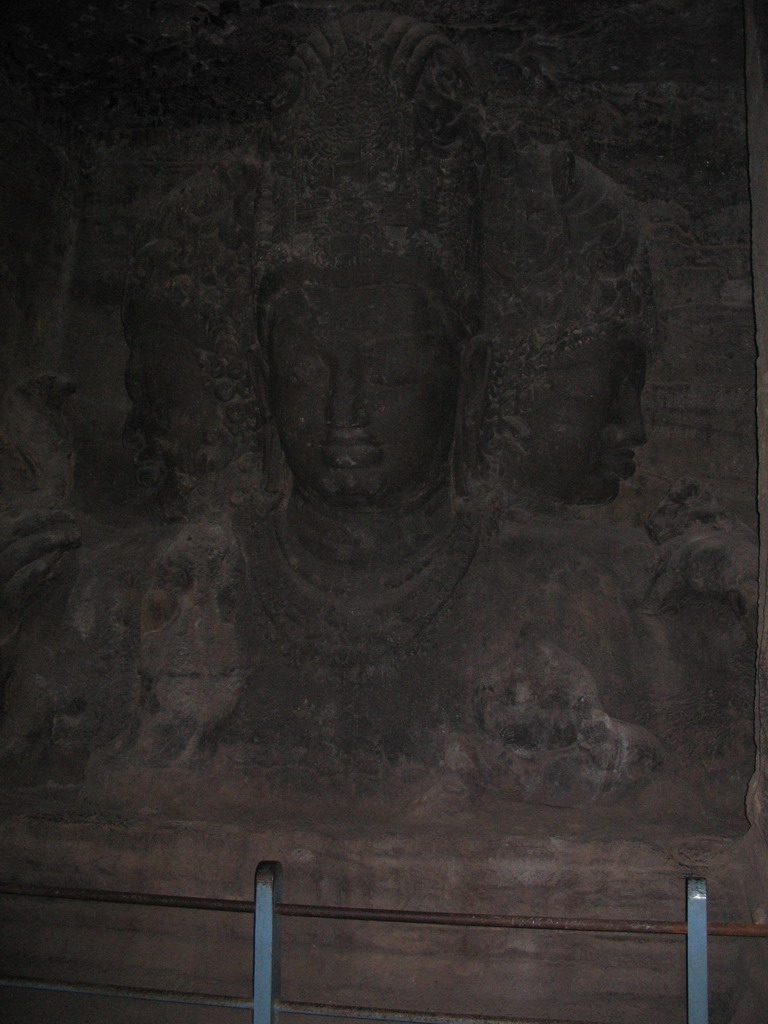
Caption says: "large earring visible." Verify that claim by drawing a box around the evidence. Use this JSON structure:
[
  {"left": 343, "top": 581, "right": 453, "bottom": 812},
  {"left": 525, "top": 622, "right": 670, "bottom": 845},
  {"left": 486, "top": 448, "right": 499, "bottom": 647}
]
[
  {"left": 452, "top": 334, "right": 492, "bottom": 500},
  {"left": 247, "top": 342, "right": 290, "bottom": 504}
]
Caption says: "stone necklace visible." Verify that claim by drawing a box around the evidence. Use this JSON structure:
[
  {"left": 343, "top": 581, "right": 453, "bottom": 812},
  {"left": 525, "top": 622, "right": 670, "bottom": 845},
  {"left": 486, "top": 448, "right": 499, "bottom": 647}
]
[{"left": 246, "top": 510, "right": 479, "bottom": 669}]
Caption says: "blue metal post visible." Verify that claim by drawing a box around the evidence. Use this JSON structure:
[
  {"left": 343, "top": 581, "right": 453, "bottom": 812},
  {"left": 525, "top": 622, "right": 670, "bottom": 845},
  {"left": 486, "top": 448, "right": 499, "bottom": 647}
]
[
  {"left": 254, "top": 861, "right": 283, "bottom": 1024},
  {"left": 686, "top": 877, "right": 708, "bottom": 1024}
]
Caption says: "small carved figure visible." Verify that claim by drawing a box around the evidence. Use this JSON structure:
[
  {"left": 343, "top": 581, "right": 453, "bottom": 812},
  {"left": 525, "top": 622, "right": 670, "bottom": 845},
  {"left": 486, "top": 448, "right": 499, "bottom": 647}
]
[{"left": 134, "top": 522, "right": 248, "bottom": 763}]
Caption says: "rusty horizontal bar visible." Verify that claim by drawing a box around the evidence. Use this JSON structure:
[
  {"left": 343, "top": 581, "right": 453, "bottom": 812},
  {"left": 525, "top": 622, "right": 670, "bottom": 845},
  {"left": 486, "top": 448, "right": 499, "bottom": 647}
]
[
  {"left": 0, "top": 881, "right": 252, "bottom": 914},
  {"left": 277, "top": 997, "right": 605, "bottom": 1024},
  {"left": 0, "top": 975, "right": 252, "bottom": 1009},
  {"left": 275, "top": 902, "right": 768, "bottom": 938},
  {"left": 2, "top": 880, "right": 767, "bottom": 937}
]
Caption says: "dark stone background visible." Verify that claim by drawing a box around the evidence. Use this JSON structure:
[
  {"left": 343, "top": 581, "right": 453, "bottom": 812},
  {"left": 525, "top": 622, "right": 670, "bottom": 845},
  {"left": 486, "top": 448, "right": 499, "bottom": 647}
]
[{"left": 0, "top": 0, "right": 755, "bottom": 529}]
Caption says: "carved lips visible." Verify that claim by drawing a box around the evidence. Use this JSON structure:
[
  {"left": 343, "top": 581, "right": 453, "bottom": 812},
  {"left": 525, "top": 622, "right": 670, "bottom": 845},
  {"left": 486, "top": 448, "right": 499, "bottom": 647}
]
[
  {"left": 322, "top": 428, "right": 383, "bottom": 469},
  {"left": 597, "top": 445, "right": 637, "bottom": 481}
]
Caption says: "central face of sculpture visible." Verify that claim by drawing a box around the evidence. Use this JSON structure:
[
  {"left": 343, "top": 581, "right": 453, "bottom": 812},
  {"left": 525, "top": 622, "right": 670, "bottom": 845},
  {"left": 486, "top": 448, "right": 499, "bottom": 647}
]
[{"left": 263, "top": 264, "right": 462, "bottom": 511}]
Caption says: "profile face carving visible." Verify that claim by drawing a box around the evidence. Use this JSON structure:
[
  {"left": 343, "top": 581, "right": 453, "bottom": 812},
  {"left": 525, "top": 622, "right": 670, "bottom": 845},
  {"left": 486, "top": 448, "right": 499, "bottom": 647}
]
[
  {"left": 259, "top": 262, "right": 463, "bottom": 510},
  {"left": 568, "top": 335, "right": 646, "bottom": 505},
  {"left": 515, "top": 330, "right": 647, "bottom": 505}
]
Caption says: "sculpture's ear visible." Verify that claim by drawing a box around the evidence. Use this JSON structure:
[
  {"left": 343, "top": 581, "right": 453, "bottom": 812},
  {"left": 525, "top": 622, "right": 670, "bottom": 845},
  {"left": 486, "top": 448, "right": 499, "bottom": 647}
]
[{"left": 452, "top": 333, "right": 493, "bottom": 499}]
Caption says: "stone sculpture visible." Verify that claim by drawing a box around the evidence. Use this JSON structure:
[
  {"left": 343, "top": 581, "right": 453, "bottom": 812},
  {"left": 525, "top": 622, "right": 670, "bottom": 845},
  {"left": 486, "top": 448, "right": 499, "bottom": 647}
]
[{"left": 0, "top": 11, "right": 756, "bottom": 814}]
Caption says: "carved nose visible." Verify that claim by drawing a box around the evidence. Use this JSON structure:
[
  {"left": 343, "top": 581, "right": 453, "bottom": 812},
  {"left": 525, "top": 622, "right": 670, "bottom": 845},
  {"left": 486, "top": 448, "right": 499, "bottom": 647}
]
[
  {"left": 618, "top": 394, "right": 646, "bottom": 447},
  {"left": 327, "top": 367, "right": 368, "bottom": 431},
  {"left": 607, "top": 382, "right": 646, "bottom": 449}
]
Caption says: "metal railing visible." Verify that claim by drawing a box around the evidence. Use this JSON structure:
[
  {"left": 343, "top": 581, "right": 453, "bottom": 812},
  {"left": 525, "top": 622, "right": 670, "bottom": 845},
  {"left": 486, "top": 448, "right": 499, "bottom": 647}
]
[{"left": 1, "top": 864, "right": 766, "bottom": 1024}]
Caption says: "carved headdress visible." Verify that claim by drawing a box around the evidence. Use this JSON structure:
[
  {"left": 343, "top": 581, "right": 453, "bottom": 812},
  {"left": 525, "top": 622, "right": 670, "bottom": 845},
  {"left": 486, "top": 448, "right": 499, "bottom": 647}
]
[{"left": 256, "top": 11, "right": 484, "bottom": 325}]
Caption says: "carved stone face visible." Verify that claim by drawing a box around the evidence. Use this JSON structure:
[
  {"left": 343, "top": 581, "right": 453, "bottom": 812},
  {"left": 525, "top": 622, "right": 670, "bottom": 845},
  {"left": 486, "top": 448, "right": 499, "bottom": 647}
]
[
  {"left": 516, "top": 330, "right": 646, "bottom": 505},
  {"left": 263, "top": 266, "right": 461, "bottom": 510}
]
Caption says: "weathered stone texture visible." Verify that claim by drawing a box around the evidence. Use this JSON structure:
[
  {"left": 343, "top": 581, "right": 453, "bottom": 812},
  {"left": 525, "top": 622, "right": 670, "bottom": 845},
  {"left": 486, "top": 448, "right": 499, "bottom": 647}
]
[{"left": 0, "top": 3, "right": 762, "bottom": 1021}]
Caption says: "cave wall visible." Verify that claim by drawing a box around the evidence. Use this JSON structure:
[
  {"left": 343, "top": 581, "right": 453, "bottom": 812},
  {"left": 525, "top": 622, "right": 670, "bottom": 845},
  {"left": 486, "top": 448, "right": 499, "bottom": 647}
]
[
  {"left": 741, "top": 1, "right": 768, "bottom": 1016},
  {"left": 747, "top": 0, "right": 768, "bottom": 838},
  {"left": 0, "top": 3, "right": 762, "bottom": 1022}
]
